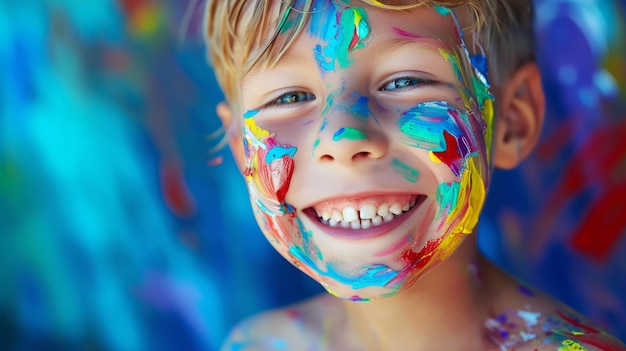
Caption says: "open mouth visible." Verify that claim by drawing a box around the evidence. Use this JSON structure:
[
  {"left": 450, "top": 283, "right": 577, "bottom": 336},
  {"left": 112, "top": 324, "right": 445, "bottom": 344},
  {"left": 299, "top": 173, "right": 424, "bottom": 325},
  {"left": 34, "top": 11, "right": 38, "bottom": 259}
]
[{"left": 304, "top": 194, "right": 427, "bottom": 231}]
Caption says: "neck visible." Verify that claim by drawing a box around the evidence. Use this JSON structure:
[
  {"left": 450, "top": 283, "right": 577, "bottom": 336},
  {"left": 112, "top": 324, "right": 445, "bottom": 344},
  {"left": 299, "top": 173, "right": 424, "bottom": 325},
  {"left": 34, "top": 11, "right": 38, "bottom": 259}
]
[{"left": 341, "top": 236, "right": 493, "bottom": 350}]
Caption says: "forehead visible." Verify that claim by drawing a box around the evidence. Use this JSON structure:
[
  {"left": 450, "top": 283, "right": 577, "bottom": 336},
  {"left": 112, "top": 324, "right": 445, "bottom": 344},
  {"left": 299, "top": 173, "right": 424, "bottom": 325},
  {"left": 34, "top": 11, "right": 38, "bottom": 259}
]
[{"left": 243, "top": 0, "right": 462, "bottom": 73}]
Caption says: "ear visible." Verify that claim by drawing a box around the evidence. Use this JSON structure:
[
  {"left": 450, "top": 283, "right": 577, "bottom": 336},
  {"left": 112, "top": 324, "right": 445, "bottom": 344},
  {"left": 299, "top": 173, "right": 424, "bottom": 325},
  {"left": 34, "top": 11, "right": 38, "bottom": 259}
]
[
  {"left": 491, "top": 62, "right": 545, "bottom": 169},
  {"left": 216, "top": 102, "right": 246, "bottom": 172}
]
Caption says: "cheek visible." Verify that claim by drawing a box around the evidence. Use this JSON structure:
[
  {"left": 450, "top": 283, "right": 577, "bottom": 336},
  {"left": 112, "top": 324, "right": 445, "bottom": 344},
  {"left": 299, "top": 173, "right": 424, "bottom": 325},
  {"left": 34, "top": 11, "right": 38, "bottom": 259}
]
[
  {"left": 242, "top": 118, "right": 298, "bottom": 214},
  {"left": 398, "top": 101, "right": 487, "bottom": 174}
]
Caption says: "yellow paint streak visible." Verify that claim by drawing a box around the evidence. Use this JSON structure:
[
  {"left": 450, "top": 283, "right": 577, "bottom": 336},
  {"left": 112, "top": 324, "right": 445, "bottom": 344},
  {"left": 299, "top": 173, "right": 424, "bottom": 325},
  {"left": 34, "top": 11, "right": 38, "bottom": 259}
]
[
  {"left": 483, "top": 98, "right": 494, "bottom": 157},
  {"left": 445, "top": 157, "right": 486, "bottom": 234},
  {"left": 429, "top": 151, "right": 442, "bottom": 163},
  {"left": 245, "top": 118, "right": 270, "bottom": 139},
  {"left": 558, "top": 339, "right": 588, "bottom": 351}
]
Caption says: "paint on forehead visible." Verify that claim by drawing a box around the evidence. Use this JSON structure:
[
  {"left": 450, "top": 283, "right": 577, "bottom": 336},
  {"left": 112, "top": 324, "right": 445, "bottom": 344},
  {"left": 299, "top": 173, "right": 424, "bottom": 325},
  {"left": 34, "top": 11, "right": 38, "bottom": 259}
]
[
  {"left": 333, "top": 127, "right": 367, "bottom": 141},
  {"left": 391, "top": 158, "right": 419, "bottom": 183},
  {"left": 433, "top": 5, "right": 451, "bottom": 16},
  {"left": 309, "top": 4, "right": 369, "bottom": 71}
]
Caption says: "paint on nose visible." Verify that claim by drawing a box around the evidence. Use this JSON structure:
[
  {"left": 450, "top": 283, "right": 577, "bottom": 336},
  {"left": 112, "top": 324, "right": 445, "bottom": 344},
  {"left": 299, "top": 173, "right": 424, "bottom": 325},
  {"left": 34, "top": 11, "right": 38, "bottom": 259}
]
[{"left": 333, "top": 127, "right": 367, "bottom": 141}]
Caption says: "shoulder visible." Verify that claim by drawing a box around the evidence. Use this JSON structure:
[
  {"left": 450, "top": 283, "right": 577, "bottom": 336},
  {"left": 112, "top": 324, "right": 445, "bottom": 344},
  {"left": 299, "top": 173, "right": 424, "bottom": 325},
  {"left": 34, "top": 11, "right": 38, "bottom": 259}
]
[
  {"left": 488, "top": 289, "right": 626, "bottom": 350},
  {"left": 220, "top": 294, "right": 343, "bottom": 351},
  {"left": 482, "top": 265, "right": 625, "bottom": 350}
]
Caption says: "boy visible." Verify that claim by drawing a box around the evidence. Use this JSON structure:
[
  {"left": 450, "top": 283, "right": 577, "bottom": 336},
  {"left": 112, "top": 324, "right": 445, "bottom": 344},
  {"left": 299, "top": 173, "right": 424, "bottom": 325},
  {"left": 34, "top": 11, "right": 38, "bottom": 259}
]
[{"left": 204, "top": 0, "right": 626, "bottom": 349}]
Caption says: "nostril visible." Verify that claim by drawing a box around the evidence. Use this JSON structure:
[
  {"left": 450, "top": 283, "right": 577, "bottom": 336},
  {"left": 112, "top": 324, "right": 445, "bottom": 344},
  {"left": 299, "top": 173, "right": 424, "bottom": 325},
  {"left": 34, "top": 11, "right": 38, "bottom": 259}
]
[
  {"left": 352, "top": 151, "right": 371, "bottom": 161},
  {"left": 320, "top": 154, "right": 335, "bottom": 162}
]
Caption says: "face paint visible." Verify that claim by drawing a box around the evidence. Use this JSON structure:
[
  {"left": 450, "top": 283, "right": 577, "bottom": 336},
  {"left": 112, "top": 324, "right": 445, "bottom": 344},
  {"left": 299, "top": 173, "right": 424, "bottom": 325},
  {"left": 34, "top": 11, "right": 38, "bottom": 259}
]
[
  {"left": 391, "top": 158, "right": 420, "bottom": 183},
  {"left": 240, "top": 3, "right": 496, "bottom": 300},
  {"left": 243, "top": 116, "right": 296, "bottom": 216},
  {"left": 309, "top": 3, "right": 369, "bottom": 71},
  {"left": 333, "top": 127, "right": 367, "bottom": 141}
]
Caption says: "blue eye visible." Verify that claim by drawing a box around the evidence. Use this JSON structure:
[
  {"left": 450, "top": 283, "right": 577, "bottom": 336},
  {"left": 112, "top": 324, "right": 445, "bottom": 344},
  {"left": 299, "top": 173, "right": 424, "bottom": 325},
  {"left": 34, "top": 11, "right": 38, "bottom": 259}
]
[
  {"left": 381, "top": 77, "right": 435, "bottom": 91},
  {"left": 271, "top": 91, "right": 316, "bottom": 105}
]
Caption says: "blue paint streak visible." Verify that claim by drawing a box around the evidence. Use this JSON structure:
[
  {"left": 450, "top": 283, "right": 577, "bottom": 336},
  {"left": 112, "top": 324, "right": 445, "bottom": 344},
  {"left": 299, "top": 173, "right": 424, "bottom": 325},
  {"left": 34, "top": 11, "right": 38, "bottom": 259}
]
[
  {"left": 398, "top": 101, "right": 463, "bottom": 152},
  {"left": 243, "top": 110, "right": 259, "bottom": 118},
  {"left": 265, "top": 146, "right": 297, "bottom": 163}
]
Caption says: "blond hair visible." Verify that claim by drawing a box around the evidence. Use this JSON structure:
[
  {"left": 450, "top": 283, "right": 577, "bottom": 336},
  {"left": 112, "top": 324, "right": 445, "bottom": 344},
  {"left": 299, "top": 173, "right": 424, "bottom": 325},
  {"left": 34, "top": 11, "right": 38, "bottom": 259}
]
[{"left": 203, "top": 0, "right": 534, "bottom": 108}]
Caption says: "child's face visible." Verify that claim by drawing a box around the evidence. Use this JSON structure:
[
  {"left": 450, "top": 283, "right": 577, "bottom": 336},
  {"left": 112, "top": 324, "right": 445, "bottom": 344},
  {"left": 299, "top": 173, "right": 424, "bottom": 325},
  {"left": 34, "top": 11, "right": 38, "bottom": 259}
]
[{"left": 236, "top": 1, "right": 494, "bottom": 300}]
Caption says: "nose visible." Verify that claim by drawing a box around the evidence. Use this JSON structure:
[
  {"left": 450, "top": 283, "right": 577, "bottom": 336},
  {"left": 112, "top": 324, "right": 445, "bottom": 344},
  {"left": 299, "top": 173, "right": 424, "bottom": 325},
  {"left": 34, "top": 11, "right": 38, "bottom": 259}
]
[{"left": 313, "top": 104, "right": 389, "bottom": 165}]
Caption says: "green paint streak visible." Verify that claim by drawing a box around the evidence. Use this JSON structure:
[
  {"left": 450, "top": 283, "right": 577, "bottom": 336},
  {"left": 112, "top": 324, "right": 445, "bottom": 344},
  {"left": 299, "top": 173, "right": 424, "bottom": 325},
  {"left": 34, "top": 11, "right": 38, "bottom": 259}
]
[
  {"left": 433, "top": 5, "right": 451, "bottom": 16},
  {"left": 322, "top": 94, "right": 334, "bottom": 116},
  {"left": 391, "top": 158, "right": 420, "bottom": 183},
  {"left": 337, "top": 7, "right": 370, "bottom": 69},
  {"left": 278, "top": 6, "right": 293, "bottom": 33},
  {"left": 333, "top": 127, "right": 367, "bottom": 141},
  {"left": 436, "top": 182, "right": 460, "bottom": 216}
]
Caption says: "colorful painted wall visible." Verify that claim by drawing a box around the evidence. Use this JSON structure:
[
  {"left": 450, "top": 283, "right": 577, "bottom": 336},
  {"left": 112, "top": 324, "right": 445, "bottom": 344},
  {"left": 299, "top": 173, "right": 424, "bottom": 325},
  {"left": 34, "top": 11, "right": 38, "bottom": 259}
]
[{"left": 0, "top": 0, "right": 624, "bottom": 350}]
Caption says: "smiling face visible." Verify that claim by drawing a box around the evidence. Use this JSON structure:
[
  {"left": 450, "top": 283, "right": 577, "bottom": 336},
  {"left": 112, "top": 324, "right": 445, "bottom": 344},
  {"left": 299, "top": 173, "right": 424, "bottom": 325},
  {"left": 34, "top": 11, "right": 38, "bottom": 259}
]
[{"left": 235, "top": 1, "right": 494, "bottom": 300}]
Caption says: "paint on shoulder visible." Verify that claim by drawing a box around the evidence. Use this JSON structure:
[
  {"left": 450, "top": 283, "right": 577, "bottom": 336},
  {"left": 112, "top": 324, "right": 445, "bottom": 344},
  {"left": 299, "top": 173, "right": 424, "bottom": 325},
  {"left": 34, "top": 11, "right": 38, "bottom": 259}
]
[{"left": 484, "top": 291, "right": 626, "bottom": 351}]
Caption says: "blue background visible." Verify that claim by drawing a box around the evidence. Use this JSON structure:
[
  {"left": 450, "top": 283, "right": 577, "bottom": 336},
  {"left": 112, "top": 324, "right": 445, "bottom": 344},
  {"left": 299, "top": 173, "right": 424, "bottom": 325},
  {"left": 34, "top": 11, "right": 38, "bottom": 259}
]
[{"left": 0, "top": 0, "right": 625, "bottom": 350}]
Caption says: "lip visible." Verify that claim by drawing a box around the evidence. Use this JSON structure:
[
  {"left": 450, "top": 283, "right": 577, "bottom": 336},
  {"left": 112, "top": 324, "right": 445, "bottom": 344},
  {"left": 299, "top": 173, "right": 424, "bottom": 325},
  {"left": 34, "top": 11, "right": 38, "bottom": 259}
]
[{"left": 302, "top": 194, "right": 427, "bottom": 240}]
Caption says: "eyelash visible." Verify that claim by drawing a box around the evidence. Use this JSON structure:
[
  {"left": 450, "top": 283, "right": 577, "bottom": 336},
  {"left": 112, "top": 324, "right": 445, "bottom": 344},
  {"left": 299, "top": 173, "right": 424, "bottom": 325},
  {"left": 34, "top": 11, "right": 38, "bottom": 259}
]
[
  {"left": 380, "top": 77, "right": 437, "bottom": 91},
  {"left": 266, "top": 91, "right": 316, "bottom": 107}
]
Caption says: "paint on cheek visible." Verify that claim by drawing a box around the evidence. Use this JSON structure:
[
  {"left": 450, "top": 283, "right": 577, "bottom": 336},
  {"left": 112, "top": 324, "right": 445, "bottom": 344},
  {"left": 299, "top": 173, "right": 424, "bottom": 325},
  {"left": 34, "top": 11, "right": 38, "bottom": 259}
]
[
  {"left": 400, "top": 238, "right": 442, "bottom": 267},
  {"left": 391, "top": 158, "right": 419, "bottom": 183},
  {"left": 436, "top": 181, "right": 460, "bottom": 218},
  {"left": 431, "top": 130, "right": 464, "bottom": 176},
  {"left": 333, "top": 127, "right": 367, "bottom": 141},
  {"left": 442, "top": 157, "right": 486, "bottom": 235},
  {"left": 398, "top": 101, "right": 463, "bottom": 152},
  {"left": 243, "top": 118, "right": 297, "bottom": 212},
  {"left": 243, "top": 109, "right": 259, "bottom": 118}
]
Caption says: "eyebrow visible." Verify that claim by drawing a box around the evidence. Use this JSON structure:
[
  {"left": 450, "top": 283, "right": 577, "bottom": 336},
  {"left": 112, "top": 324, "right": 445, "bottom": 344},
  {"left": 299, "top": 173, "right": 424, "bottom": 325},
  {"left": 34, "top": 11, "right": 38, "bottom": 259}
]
[{"left": 366, "top": 34, "right": 455, "bottom": 54}]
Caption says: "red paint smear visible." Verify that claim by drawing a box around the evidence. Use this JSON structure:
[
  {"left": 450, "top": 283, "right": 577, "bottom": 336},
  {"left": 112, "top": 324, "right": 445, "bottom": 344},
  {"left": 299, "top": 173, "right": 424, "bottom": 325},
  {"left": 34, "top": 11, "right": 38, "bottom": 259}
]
[
  {"left": 555, "top": 310, "right": 625, "bottom": 349},
  {"left": 160, "top": 161, "right": 196, "bottom": 218},
  {"left": 555, "top": 310, "right": 600, "bottom": 334},
  {"left": 534, "top": 120, "right": 626, "bottom": 261},
  {"left": 571, "top": 183, "right": 626, "bottom": 259},
  {"left": 401, "top": 238, "right": 442, "bottom": 269},
  {"left": 432, "top": 130, "right": 462, "bottom": 168},
  {"left": 391, "top": 26, "right": 426, "bottom": 39},
  {"left": 348, "top": 26, "right": 359, "bottom": 51},
  {"left": 258, "top": 139, "right": 295, "bottom": 204}
]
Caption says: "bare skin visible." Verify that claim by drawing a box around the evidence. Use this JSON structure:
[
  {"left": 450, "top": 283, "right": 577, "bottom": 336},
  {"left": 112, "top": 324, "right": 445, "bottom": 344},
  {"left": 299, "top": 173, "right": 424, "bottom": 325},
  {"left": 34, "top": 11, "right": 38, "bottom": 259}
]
[
  {"left": 222, "top": 237, "right": 625, "bottom": 350},
  {"left": 213, "top": 3, "right": 626, "bottom": 350}
]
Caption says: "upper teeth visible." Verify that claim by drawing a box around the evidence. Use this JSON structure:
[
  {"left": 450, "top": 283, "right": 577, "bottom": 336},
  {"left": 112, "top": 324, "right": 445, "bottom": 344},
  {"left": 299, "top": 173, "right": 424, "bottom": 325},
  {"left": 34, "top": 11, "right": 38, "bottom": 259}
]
[{"left": 316, "top": 198, "right": 418, "bottom": 230}]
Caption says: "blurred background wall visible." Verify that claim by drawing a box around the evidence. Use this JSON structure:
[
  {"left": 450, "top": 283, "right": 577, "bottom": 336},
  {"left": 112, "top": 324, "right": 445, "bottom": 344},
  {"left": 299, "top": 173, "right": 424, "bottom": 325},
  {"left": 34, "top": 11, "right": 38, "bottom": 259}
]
[{"left": 0, "top": 0, "right": 624, "bottom": 350}]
